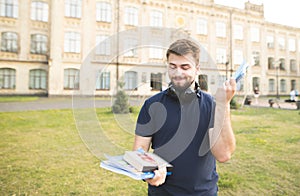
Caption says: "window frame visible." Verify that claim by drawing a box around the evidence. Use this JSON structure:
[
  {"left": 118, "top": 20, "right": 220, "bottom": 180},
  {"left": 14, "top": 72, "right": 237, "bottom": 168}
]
[
  {"left": 1, "top": 32, "right": 18, "bottom": 53},
  {"left": 31, "top": 1, "right": 48, "bottom": 22},
  {"left": 0, "top": 68, "right": 16, "bottom": 89},
  {"left": 96, "top": 71, "right": 110, "bottom": 90},
  {"left": 65, "top": 0, "right": 82, "bottom": 18},
  {"left": 124, "top": 71, "right": 137, "bottom": 90},
  {"left": 124, "top": 6, "right": 138, "bottom": 26},
  {"left": 196, "top": 18, "right": 208, "bottom": 35},
  {"left": 0, "top": 0, "right": 18, "bottom": 18},
  {"left": 216, "top": 48, "right": 226, "bottom": 64},
  {"left": 64, "top": 32, "right": 81, "bottom": 53},
  {"left": 96, "top": 1, "right": 112, "bottom": 22},
  {"left": 251, "top": 27, "right": 260, "bottom": 42},
  {"left": 150, "top": 73, "right": 162, "bottom": 91},
  {"left": 64, "top": 68, "right": 80, "bottom": 90},
  {"left": 29, "top": 69, "right": 47, "bottom": 90},
  {"left": 216, "top": 21, "right": 226, "bottom": 38},
  {"left": 30, "top": 34, "right": 48, "bottom": 54},
  {"left": 233, "top": 24, "right": 243, "bottom": 40}
]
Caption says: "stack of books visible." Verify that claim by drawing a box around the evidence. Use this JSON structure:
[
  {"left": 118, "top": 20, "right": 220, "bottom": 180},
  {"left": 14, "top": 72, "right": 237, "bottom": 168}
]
[{"left": 100, "top": 149, "right": 173, "bottom": 180}]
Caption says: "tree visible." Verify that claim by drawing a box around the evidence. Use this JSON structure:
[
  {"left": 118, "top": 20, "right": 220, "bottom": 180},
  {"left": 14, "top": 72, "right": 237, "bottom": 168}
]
[{"left": 112, "top": 81, "right": 130, "bottom": 114}]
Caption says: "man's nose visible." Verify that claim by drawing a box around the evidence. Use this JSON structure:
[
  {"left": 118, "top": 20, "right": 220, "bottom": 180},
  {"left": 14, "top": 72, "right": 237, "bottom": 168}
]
[{"left": 174, "top": 67, "right": 183, "bottom": 75}]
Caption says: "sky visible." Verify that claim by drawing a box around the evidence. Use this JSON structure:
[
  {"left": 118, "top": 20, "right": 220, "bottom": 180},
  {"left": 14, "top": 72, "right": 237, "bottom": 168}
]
[{"left": 214, "top": 0, "right": 300, "bottom": 28}]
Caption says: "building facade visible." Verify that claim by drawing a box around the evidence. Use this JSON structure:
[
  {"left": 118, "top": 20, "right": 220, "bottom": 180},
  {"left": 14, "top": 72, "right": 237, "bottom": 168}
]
[{"left": 0, "top": 0, "right": 299, "bottom": 97}]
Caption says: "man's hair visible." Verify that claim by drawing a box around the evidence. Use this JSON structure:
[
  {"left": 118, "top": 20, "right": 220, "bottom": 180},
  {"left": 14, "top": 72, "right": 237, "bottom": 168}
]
[{"left": 166, "top": 39, "right": 200, "bottom": 65}]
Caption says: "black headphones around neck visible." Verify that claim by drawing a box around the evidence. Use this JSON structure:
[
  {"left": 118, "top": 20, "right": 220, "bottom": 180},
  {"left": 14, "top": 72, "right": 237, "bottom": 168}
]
[{"left": 166, "top": 82, "right": 201, "bottom": 102}]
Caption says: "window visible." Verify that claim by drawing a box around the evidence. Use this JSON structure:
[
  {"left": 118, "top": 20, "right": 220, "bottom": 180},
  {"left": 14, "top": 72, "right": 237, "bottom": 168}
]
[
  {"left": 30, "top": 34, "right": 48, "bottom": 54},
  {"left": 211, "top": 75, "right": 215, "bottom": 85},
  {"left": 280, "top": 79, "right": 286, "bottom": 93},
  {"left": 268, "top": 57, "right": 275, "bottom": 70},
  {"left": 124, "top": 71, "right": 137, "bottom": 90},
  {"left": 123, "top": 38, "right": 138, "bottom": 57},
  {"left": 251, "top": 27, "right": 259, "bottom": 42},
  {"left": 216, "top": 22, "right": 226, "bottom": 38},
  {"left": 149, "top": 48, "right": 163, "bottom": 59},
  {"left": 0, "top": 0, "right": 18, "bottom": 18},
  {"left": 278, "top": 37, "right": 285, "bottom": 50},
  {"left": 64, "top": 68, "right": 79, "bottom": 89},
  {"left": 196, "top": 18, "right": 207, "bottom": 35},
  {"left": 29, "top": 69, "right": 47, "bottom": 89},
  {"left": 291, "top": 80, "right": 296, "bottom": 90},
  {"left": 96, "top": 2, "right": 111, "bottom": 22},
  {"left": 31, "top": 1, "right": 48, "bottom": 22},
  {"left": 150, "top": 73, "right": 162, "bottom": 91},
  {"left": 218, "top": 75, "right": 226, "bottom": 85},
  {"left": 1, "top": 32, "right": 18, "bottom": 53},
  {"left": 0, "top": 68, "right": 16, "bottom": 89},
  {"left": 150, "top": 10, "right": 163, "bottom": 27},
  {"left": 216, "top": 48, "right": 226, "bottom": 64},
  {"left": 200, "top": 45, "right": 208, "bottom": 63},
  {"left": 124, "top": 6, "right": 138, "bottom": 26},
  {"left": 252, "top": 77, "right": 260, "bottom": 90},
  {"left": 64, "top": 32, "right": 81, "bottom": 53},
  {"left": 252, "top": 51, "right": 260, "bottom": 66},
  {"left": 290, "top": 59, "right": 297, "bottom": 72},
  {"left": 65, "top": 0, "right": 82, "bottom": 18},
  {"left": 96, "top": 71, "right": 110, "bottom": 90},
  {"left": 268, "top": 79, "right": 275, "bottom": 92},
  {"left": 198, "top": 74, "right": 208, "bottom": 91},
  {"left": 96, "top": 35, "right": 110, "bottom": 55},
  {"left": 288, "top": 39, "right": 296, "bottom": 52},
  {"left": 233, "top": 50, "right": 243, "bottom": 65},
  {"left": 279, "top": 58, "right": 285, "bottom": 70},
  {"left": 267, "top": 36, "right": 274, "bottom": 48},
  {"left": 233, "top": 24, "right": 243, "bottom": 40}
]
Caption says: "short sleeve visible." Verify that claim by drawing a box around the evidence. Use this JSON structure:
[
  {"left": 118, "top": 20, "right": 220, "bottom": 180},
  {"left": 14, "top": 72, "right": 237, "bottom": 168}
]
[{"left": 135, "top": 101, "right": 154, "bottom": 137}]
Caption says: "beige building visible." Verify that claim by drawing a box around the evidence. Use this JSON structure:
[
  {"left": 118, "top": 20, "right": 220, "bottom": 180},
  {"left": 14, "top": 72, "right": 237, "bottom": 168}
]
[{"left": 0, "top": 0, "right": 299, "bottom": 97}]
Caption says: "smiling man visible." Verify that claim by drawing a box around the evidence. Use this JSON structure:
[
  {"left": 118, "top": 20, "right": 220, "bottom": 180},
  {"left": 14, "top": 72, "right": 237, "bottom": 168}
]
[{"left": 133, "top": 39, "right": 236, "bottom": 196}]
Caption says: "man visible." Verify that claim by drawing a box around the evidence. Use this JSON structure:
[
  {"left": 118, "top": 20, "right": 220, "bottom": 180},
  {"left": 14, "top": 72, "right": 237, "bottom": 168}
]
[{"left": 133, "top": 39, "right": 236, "bottom": 195}]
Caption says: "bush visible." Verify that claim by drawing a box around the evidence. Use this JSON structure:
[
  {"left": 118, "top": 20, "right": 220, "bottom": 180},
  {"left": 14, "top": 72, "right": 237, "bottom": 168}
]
[
  {"left": 230, "top": 97, "right": 240, "bottom": 109},
  {"left": 112, "top": 82, "right": 130, "bottom": 114}
]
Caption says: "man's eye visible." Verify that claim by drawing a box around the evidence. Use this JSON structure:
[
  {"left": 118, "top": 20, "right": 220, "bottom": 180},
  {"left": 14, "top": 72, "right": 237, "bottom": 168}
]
[
  {"left": 169, "top": 64, "right": 176, "bottom": 69},
  {"left": 181, "top": 65, "right": 190, "bottom": 70}
]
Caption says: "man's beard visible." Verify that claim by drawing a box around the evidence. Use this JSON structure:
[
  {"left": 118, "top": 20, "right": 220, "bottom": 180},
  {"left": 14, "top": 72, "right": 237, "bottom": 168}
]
[{"left": 171, "top": 79, "right": 193, "bottom": 94}]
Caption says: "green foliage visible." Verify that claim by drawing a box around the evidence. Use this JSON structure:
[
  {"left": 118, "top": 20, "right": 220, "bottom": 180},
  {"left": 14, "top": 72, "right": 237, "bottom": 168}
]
[
  {"left": 230, "top": 97, "right": 240, "bottom": 109},
  {"left": 112, "top": 81, "right": 130, "bottom": 114}
]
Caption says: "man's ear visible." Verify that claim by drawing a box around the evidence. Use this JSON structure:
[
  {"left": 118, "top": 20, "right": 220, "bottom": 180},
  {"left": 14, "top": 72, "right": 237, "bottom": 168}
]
[{"left": 196, "top": 64, "right": 200, "bottom": 74}]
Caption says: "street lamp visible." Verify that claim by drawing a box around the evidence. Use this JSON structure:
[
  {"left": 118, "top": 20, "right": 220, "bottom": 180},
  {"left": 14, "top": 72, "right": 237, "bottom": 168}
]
[
  {"left": 221, "top": 56, "right": 229, "bottom": 80},
  {"left": 225, "top": 61, "right": 229, "bottom": 80},
  {"left": 276, "top": 65, "right": 280, "bottom": 99}
]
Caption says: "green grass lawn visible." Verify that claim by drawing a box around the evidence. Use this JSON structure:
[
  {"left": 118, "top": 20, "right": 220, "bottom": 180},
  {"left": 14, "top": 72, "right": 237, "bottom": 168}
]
[
  {"left": 0, "top": 96, "right": 40, "bottom": 102},
  {"left": 0, "top": 107, "right": 299, "bottom": 195}
]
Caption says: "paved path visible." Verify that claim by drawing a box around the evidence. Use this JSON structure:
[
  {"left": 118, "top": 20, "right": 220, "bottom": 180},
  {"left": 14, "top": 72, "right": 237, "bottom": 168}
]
[
  {"left": 240, "top": 97, "right": 298, "bottom": 110},
  {"left": 0, "top": 96, "right": 298, "bottom": 112},
  {"left": 0, "top": 97, "right": 143, "bottom": 112}
]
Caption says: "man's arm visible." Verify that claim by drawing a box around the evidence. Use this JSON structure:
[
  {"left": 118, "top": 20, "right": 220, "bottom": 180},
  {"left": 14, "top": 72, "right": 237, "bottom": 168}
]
[
  {"left": 133, "top": 135, "right": 152, "bottom": 151},
  {"left": 133, "top": 135, "right": 167, "bottom": 186},
  {"left": 210, "top": 78, "right": 236, "bottom": 163}
]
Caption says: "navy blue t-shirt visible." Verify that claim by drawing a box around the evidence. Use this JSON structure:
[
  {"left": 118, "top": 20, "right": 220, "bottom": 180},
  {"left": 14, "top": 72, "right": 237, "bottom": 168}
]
[{"left": 135, "top": 89, "right": 218, "bottom": 196}]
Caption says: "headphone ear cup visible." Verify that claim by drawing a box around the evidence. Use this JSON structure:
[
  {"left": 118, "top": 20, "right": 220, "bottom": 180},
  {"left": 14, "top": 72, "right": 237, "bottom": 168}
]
[{"left": 167, "top": 87, "right": 179, "bottom": 100}]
